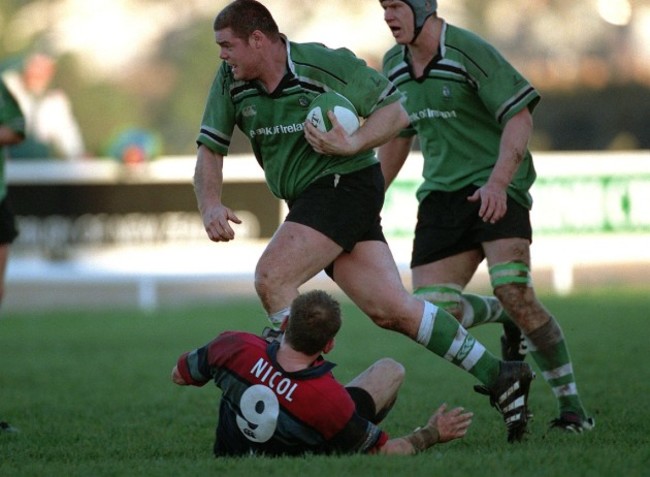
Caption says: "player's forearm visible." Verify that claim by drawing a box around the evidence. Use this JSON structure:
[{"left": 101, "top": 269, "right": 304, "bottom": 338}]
[
  {"left": 380, "top": 423, "right": 440, "bottom": 455},
  {"left": 352, "top": 101, "right": 409, "bottom": 153},
  {"left": 378, "top": 437, "right": 418, "bottom": 455},
  {"left": 378, "top": 136, "right": 412, "bottom": 190},
  {"left": 488, "top": 109, "right": 533, "bottom": 189},
  {"left": 193, "top": 145, "right": 225, "bottom": 211}
]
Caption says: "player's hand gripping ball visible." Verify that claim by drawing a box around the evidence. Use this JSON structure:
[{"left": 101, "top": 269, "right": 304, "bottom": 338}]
[{"left": 306, "top": 92, "right": 360, "bottom": 135}]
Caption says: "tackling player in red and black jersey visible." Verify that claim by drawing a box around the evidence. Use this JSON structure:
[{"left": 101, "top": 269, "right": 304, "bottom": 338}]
[{"left": 172, "top": 290, "right": 472, "bottom": 456}]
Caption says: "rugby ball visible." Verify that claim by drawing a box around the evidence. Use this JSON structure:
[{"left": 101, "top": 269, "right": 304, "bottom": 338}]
[{"left": 306, "top": 92, "right": 360, "bottom": 135}]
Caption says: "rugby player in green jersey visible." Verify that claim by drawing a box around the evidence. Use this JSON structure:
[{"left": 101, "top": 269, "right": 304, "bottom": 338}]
[
  {"left": 0, "top": 79, "right": 23, "bottom": 311},
  {"left": 377, "top": 0, "right": 594, "bottom": 433},
  {"left": 0, "top": 77, "right": 25, "bottom": 434},
  {"left": 194, "top": 0, "right": 534, "bottom": 442}
]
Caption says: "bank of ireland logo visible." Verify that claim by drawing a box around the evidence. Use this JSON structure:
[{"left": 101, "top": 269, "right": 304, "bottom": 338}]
[{"left": 242, "top": 105, "right": 257, "bottom": 117}]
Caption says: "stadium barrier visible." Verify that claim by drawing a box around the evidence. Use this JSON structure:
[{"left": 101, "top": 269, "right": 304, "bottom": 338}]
[{"left": 5, "top": 151, "right": 650, "bottom": 311}]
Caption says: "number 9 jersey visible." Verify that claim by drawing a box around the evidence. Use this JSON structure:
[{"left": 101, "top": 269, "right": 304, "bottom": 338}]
[{"left": 174, "top": 331, "right": 387, "bottom": 456}]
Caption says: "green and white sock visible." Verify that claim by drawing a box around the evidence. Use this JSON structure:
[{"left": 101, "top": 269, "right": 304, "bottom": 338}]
[
  {"left": 417, "top": 300, "right": 500, "bottom": 386},
  {"left": 414, "top": 285, "right": 518, "bottom": 330},
  {"left": 460, "top": 293, "right": 513, "bottom": 328},
  {"left": 414, "top": 284, "right": 463, "bottom": 316},
  {"left": 267, "top": 307, "right": 290, "bottom": 329},
  {"left": 526, "top": 317, "right": 587, "bottom": 417}
]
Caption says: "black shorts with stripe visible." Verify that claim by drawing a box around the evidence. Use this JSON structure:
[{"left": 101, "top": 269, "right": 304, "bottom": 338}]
[{"left": 411, "top": 185, "right": 532, "bottom": 268}]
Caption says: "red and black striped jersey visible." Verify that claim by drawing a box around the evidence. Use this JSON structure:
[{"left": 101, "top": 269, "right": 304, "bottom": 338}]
[{"left": 176, "top": 331, "right": 388, "bottom": 456}]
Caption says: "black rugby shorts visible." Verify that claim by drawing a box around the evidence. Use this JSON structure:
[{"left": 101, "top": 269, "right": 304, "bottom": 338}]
[
  {"left": 346, "top": 386, "right": 378, "bottom": 423},
  {"left": 411, "top": 185, "right": 532, "bottom": 267},
  {"left": 0, "top": 197, "right": 19, "bottom": 245},
  {"left": 285, "top": 163, "right": 387, "bottom": 253}
]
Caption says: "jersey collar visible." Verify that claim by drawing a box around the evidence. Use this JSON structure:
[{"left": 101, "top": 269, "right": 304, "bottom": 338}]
[
  {"left": 260, "top": 34, "right": 297, "bottom": 97},
  {"left": 284, "top": 34, "right": 296, "bottom": 77},
  {"left": 402, "top": 20, "right": 446, "bottom": 80},
  {"left": 266, "top": 340, "right": 337, "bottom": 379}
]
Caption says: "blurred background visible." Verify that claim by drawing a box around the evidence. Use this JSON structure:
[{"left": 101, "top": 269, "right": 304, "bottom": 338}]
[
  {"left": 2, "top": 0, "right": 649, "bottom": 155},
  {"left": 1, "top": 0, "right": 648, "bottom": 311}
]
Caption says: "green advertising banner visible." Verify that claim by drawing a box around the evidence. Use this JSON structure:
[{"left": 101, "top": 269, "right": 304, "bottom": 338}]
[{"left": 382, "top": 151, "right": 650, "bottom": 238}]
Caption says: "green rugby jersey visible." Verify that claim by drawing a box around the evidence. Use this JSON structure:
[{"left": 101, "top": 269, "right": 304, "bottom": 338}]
[
  {"left": 382, "top": 22, "right": 540, "bottom": 209},
  {"left": 0, "top": 79, "right": 25, "bottom": 200},
  {"left": 198, "top": 38, "right": 403, "bottom": 201}
]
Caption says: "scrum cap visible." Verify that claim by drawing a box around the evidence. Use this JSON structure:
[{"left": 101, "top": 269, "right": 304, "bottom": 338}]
[{"left": 399, "top": 0, "right": 437, "bottom": 42}]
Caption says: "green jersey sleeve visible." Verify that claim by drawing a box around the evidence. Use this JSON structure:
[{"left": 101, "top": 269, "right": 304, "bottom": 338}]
[
  {"left": 345, "top": 62, "right": 403, "bottom": 118},
  {"left": 460, "top": 30, "right": 540, "bottom": 124},
  {"left": 0, "top": 79, "right": 25, "bottom": 136},
  {"left": 197, "top": 63, "right": 236, "bottom": 156}
]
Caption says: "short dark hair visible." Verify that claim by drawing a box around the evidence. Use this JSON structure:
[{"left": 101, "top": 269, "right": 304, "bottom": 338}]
[
  {"left": 213, "top": 0, "right": 280, "bottom": 41},
  {"left": 285, "top": 290, "right": 342, "bottom": 355}
]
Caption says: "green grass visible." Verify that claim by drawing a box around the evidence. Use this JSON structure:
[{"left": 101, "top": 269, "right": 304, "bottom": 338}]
[{"left": 0, "top": 288, "right": 648, "bottom": 476}]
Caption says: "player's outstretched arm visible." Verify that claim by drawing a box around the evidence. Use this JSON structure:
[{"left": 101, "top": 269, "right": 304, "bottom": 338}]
[{"left": 378, "top": 403, "right": 473, "bottom": 455}]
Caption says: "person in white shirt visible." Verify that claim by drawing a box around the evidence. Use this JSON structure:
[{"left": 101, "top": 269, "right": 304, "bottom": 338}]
[{"left": 2, "top": 53, "right": 85, "bottom": 160}]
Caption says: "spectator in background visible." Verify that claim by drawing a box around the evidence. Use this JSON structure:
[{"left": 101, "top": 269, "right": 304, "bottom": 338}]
[
  {"left": 1, "top": 52, "right": 85, "bottom": 160},
  {"left": 0, "top": 76, "right": 25, "bottom": 433}
]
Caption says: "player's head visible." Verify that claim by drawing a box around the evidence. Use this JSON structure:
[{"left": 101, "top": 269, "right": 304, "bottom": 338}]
[
  {"left": 285, "top": 290, "right": 342, "bottom": 356},
  {"left": 213, "top": 0, "right": 280, "bottom": 42},
  {"left": 381, "top": 0, "right": 437, "bottom": 44}
]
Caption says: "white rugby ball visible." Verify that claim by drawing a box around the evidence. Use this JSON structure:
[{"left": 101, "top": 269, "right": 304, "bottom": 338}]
[{"left": 306, "top": 92, "right": 360, "bottom": 135}]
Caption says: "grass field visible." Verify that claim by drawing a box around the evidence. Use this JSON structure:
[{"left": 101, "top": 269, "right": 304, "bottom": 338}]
[{"left": 0, "top": 287, "right": 648, "bottom": 476}]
